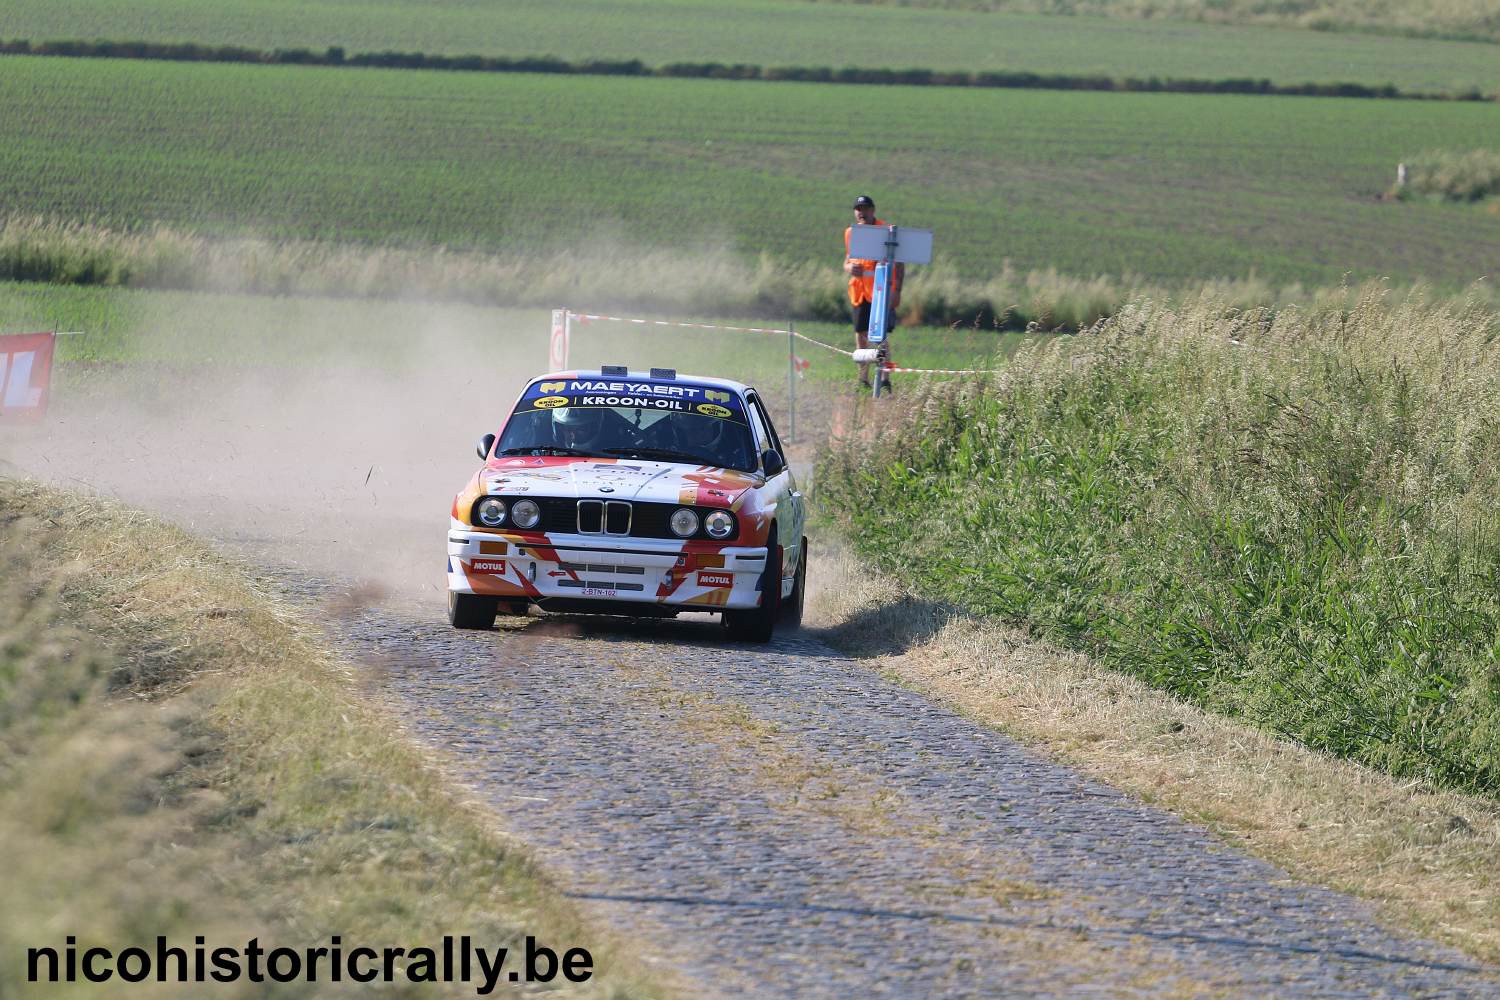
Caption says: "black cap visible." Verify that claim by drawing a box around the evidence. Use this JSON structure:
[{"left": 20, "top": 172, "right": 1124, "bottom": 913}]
[{"left": 853, "top": 195, "right": 875, "bottom": 209}]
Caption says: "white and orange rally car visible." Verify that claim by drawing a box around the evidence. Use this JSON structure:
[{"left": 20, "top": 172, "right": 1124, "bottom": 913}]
[{"left": 447, "top": 366, "right": 807, "bottom": 642}]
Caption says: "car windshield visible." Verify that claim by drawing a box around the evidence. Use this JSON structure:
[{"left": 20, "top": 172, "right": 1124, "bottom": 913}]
[{"left": 496, "top": 378, "right": 758, "bottom": 472}]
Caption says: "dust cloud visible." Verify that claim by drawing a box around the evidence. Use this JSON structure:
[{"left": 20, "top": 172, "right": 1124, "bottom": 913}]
[
  {"left": 0, "top": 296, "right": 547, "bottom": 609},
  {"left": 0, "top": 272, "right": 847, "bottom": 620}
]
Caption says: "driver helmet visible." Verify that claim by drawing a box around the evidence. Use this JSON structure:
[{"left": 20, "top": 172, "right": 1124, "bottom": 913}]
[{"left": 552, "top": 404, "right": 608, "bottom": 449}]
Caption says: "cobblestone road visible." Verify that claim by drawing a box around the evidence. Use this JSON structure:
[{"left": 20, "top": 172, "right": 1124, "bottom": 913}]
[
  {"left": 11, "top": 362, "right": 1494, "bottom": 996},
  {"left": 329, "top": 603, "right": 1499, "bottom": 999}
]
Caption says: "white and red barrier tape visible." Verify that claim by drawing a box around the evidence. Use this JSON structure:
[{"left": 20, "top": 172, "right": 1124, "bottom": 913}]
[
  {"left": 569, "top": 311, "right": 852, "bottom": 358},
  {"left": 565, "top": 311, "right": 996, "bottom": 375},
  {"left": 880, "top": 364, "right": 997, "bottom": 374}
]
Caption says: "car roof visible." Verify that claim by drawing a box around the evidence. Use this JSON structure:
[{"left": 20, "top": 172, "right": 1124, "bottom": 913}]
[{"left": 533, "top": 370, "right": 753, "bottom": 394}]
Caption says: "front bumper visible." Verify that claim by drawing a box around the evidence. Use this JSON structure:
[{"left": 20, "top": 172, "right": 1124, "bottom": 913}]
[{"left": 446, "top": 524, "right": 769, "bottom": 611}]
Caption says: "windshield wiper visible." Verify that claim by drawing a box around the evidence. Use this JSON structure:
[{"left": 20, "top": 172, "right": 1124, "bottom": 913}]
[
  {"left": 604, "top": 446, "right": 710, "bottom": 465},
  {"left": 497, "top": 446, "right": 595, "bottom": 457}
]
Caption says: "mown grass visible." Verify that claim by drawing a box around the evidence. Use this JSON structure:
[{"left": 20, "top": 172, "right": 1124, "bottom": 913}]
[
  {"left": 3, "top": 0, "right": 1498, "bottom": 92},
  {"left": 0, "top": 480, "right": 667, "bottom": 998},
  {"left": 817, "top": 291, "right": 1500, "bottom": 796},
  {"left": 806, "top": 0, "right": 1500, "bottom": 44},
  {"left": 1, "top": 57, "right": 1497, "bottom": 292}
]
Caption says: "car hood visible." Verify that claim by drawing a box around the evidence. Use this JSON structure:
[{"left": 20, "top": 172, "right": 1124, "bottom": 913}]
[{"left": 483, "top": 456, "right": 759, "bottom": 508}]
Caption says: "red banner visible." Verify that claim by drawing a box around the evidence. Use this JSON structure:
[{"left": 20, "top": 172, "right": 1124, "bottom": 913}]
[{"left": 0, "top": 332, "right": 56, "bottom": 419}]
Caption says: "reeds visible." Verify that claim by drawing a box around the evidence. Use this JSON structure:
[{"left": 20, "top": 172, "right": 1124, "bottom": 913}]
[
  {"left": 2, "top": 216, "right": 1492, "bottom": 332},
  {"left": 819, "top": 288, "right": 1500, "bottom": 793}
]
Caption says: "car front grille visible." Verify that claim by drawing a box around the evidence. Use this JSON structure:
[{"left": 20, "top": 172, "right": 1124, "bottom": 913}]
[
  {"left": 518, "top": 498, "right": 737, "bottom": 541},
  {"left": 576, "top": 499, "right": 632, "bottom": 535}
]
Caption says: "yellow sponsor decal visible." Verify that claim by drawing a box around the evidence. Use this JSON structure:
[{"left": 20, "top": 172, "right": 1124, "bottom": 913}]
[
  {"left": 704, "top": 390, "right": 731, "bottom": 403},
  {"left": 534, "top": 395, "right": 569, "bottom": 409},
  {"left": 696, "top": 403, "right": 732, "bottom": 418},
  {"left": 539, "top": 380, "right": 566, "bottom": 392}
]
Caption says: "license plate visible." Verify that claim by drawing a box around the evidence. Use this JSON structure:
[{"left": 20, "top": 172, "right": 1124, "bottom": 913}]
[{"left": 581, "top": 587, "right": 618, "bottom": 598}]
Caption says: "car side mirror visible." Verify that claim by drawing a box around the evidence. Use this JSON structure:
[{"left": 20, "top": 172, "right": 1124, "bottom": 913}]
[
  {"left": 761, "top": 449, "right": 785, "bottom": 477},
  {"left": 477, "top": 433, "right": 496, "bottom": 461}
]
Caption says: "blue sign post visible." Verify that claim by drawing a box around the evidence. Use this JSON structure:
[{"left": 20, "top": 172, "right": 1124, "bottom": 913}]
[{"left": 848, "top": 224, "right": 933, "bottom": 398}]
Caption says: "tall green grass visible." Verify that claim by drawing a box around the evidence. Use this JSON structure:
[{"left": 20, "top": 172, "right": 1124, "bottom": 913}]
[
  {"left": 1398, "top": 149, "right": 1500, "bottom": 202},
  {"left": 818, "top": 291, "right": 1500, "bottom": 794},
  {"left": 4, "top": 217, "right": 1492, "bottom": 334}
]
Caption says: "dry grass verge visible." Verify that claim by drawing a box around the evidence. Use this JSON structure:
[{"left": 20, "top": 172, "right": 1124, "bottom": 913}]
[
  {"left": 0, "top": 478, "right": 668, "bottom": 998},
  {"left": 805, "top": 530, "right": 1500, "bottom": 965},
  {"left": 5, "top": 216, "right": 1494, "bottom": 334}
]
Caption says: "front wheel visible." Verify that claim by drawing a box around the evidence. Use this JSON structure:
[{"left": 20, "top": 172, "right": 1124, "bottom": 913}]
[
  {"left": 779, "top": 537, "right": 807, "bottom": 628},
  {"left": 724, "top": 536, "right": 781, "bottom": 643},
  {"left": 449, "top": 592, "right": 498, "bottom": 630}
]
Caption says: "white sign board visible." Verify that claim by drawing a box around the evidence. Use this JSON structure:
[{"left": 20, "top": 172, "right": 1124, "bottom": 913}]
[
  {"left": 550, "top": 309, "right": 570, "bottom": 370},
  {"left": 848, "top": 224, "right": 933, "bottom": 265}
]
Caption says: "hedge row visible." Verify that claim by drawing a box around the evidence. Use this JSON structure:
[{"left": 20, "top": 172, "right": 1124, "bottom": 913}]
[{"left": 1, "top": 38, "right": 1492, "bottom": 101}]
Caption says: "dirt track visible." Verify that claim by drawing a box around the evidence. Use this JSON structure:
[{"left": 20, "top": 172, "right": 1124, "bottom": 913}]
[
  {"left": 314, "top": 588, "right": 1495, "bottom": 998},
  {"left": 6, "top": 363, "right": 1499, "bottom": 996}
]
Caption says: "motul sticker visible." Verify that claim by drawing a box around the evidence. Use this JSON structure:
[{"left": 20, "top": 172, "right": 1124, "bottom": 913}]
[
  {"left": 469, "top": 559, "right": 507, "bottom": 575},
  {"left": 697, "top": 571, "right": 733, "bottom": 588}
]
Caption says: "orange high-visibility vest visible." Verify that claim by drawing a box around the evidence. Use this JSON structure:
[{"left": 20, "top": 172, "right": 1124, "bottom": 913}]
[{"left": 844, "top": 218, "right": 887, "bottom": 306}]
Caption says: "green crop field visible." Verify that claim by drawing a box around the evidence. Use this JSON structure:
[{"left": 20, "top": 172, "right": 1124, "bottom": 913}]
[
  {"left": 1, "top": 56, "right": 1496, "bottom": 293},
  {"left": 803, "top": 0, "right": 1500, "bottom": 45},
  {"left": 2, "top": 0, "right": 1498, "bottom": 94}
]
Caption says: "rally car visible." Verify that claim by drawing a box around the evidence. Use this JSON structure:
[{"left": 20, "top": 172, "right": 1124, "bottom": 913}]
[{"left": 447, "top": 366, "right": 807, "bottom": 642}]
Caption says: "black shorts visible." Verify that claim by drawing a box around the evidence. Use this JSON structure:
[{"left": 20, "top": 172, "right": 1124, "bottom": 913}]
[
  {"left": 853, "top": 301, "right": 894, "bottom": 338},
  {"left": 853, "top": 300, "right": 872, "bottom": 335}
]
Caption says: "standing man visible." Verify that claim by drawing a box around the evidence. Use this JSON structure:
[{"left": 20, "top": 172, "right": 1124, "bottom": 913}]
[{"left": 843, "top": 194, "right": 903, "bottom": 392}]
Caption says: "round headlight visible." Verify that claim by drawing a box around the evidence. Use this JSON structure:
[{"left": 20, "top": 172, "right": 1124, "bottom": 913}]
[
  {"left": 511, "top": 498, "right": 541, "bottom": 529},
  {"left": 669, "top": 508, "right": 699, "bottom": 538},
  {"left": 476, "top": 498, "right": 507, "bottom": 527},
  {"left": 704, "top": 510, "right": 735, "bottom": 539}
]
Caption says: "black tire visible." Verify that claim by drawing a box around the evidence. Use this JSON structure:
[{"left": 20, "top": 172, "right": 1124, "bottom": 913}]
[
  {"left": 779, "top": 536, "right": 807, "bottom": 628},
  {"left": 724, "top": 532, "right": 781, "bottom": 643},
  {"left": 449, "top": 591, "right": 498, "bottom": 630}
]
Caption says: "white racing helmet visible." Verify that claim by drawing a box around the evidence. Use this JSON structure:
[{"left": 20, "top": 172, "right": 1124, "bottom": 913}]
[{"left": 552, "top": 404, "right": 608, "bottom": 447}]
